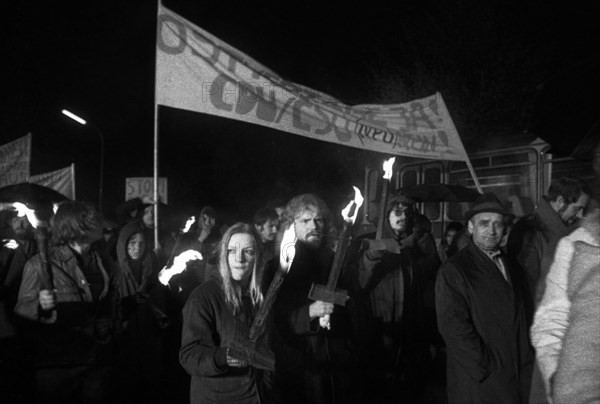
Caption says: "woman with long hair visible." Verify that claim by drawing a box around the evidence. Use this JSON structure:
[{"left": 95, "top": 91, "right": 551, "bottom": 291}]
[{"left": 179, "top": 222, "right": 275, "bottom": 403}]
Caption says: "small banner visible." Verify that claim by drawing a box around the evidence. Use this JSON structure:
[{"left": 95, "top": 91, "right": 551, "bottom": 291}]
[
  {"left": 156, "top": 5, "right": 469, "bottom": 161},
  {"left": 0, "top": 134, "right": 31, "bottom": 187},
  {"left": 125, "top": 177, "right": 168, "bottom": 204},
  {"left": 29, "top": 164, "right": 76, "bottom": 200}
]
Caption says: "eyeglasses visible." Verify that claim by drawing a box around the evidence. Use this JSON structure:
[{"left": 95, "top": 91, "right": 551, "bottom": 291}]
[{"left": 392, "top": 208, "right": 411, "bottom": 216}]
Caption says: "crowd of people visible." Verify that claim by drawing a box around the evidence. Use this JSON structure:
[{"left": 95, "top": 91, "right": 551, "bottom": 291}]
[{"left": 1, "top": 142, "right": 599, "bottom": 404}]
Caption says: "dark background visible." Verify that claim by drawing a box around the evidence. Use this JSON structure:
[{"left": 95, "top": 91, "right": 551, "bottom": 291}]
[{"left": 2, "top": 0, "right": 598, "bottom": 225}]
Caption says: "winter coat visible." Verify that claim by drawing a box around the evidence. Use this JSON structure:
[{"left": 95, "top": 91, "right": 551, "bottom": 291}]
[
  {"left": 266, "top": 241, "right": 358, "bottom": 403},
  {"left": 507, "top": 198, "right": 571, "bottom": 312},
  {"left": 180, "top": 278, "right": 274, "bottom": 404},
  {"left": 436, "top": 241, "right": 533, "bottom": 404},
  {"left": 14, "top": 244, "right": 118, "bottom": 366}
]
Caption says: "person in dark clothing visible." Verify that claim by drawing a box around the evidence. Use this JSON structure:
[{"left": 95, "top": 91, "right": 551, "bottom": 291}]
[
  {"left": 266, "top": 193, "right": 359, "bottom": 404},
  {"left": 437, "top": 221, "right": 464, "bottom": 264},
  {"left": 14, "top": 201, "right": 119, "bottom": 404},
  {"left": 180, "top": 222, "right": 276, "bottom": 404},
  {"left": 0, "top": 207, "right": 38, "bottom": 403},
  {"left": 506, "top": 177, "right": 588, "bottom": 404},
  {"left": 507, "top": 177, "right": 587, "bottom": 313},
  {"left": 347, "top": 192, "right": 427, "bottom": 402},
  {"left": 253, "top": 207, "right": 280, "bottom": 266},
  {"left": 435, "top": 193, "right": 533, "bottom": 404},
  {"left": 112, "top": 221, "right": 171, "bottom": 404}
]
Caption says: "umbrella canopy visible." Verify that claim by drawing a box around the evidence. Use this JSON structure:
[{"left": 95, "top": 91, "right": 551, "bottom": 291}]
[
  {"left": 401, "top": 184, "right": 481, "bottom": 203},
  {"left": 0, "top": 183, "right": 70, "bottom": 218}
]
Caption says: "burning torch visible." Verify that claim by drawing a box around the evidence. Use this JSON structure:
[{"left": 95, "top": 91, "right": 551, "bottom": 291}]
[
  {"left": 308, "top": 186, "right": 364, "bottom": 329},
  {"left": 227, "top": 222, "right": 297, "bottom": 371},
  {"left": 12, "top": 203, "right": 52, "bottom": 288},
  {"left": 376, "top": 157, "right": 395, "bottom": 239}
]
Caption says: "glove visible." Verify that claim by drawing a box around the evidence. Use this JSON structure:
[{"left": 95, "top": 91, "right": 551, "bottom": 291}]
[{"left": 227, "top": 331, "right": 275, "bottom": 371}]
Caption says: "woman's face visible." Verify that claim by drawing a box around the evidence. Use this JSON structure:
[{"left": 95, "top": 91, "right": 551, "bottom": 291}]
[
  {"left": 127, "top": 232, "right": 145, "bottom": 260},
  {"left": 227, "top": 232, "right": 256, "bottom": 282}
]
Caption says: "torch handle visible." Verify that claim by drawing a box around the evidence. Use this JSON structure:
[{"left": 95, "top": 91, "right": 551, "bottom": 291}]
[
  {"left": 248, "top": 267, "right": 286, "bottom": 341},
  {"left": 376, "top": 180, "right": 389, "bottom": 240},
  {"left": 35, "top": 227, "right": 54, "bottom": 290},
  {"left": 326, "top": 222, "right": 352, "bottom": 290}
]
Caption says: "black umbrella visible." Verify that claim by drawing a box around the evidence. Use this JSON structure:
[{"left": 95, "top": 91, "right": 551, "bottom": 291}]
[
  {"left": 402, "top": 184, "right": 481, "bottom": 203},
  {"left": 0, "top": 183, "right": 70, "bottom": 217}
]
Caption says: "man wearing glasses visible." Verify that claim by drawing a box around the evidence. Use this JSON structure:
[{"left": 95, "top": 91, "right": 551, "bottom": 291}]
[{"left": 351, "top": 192, "right": 424, "bottom": 402}]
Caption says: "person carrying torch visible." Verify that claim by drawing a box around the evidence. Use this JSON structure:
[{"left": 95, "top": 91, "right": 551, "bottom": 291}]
[
  {"left": 13, "top": 200, "right": 119, "bottom": 404},
  {"left": 179, "top": 222, "right": 280, "bottom": 403},
  {"left": 348, "top": 156, "right": 426, "bottom": 402},
  {"left": 265, "top": 193, "right": 361, "bottom": 404}
]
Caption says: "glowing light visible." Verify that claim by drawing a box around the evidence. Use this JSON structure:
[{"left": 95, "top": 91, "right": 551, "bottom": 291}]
[
  {"left": 12, "top": 202, "right": 41, "bottom": 228},
  {"left": 341, "top": 186, "right": 364, "bottom": 224},
  {"left": 182, "top": 216, "right": 196, "bottom": 233},
  {"left": 158, "top": 249, "right": 202, "bottom": 286},
  {"left": 2, "top": 239, "right": 19, "bottom": 250},
  {"left": 61, "top": 109, "right": 86, "bottom": 125},
  {"left": 382, "top": 157, "right": 396, "bottom": 180},
  {"left": 279, "top": 224, "right": 297, "bottom": 273}
]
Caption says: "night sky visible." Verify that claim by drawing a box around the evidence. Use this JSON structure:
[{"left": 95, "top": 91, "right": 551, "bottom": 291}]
[{"left": 2, "top": 0, "right": 598, "bottom": 226}]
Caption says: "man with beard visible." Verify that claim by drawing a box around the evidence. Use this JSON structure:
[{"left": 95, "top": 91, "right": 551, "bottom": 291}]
[
  {"left": 436, "top": 193, "right": 532, "bottom": 404},
  {"left": 266, "top": 193, "right": 358, "bottom": 404}
]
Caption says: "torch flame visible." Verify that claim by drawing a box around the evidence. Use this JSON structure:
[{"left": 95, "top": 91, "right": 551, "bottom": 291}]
[
  {"left": 382, "top": 157, "right": 396, "bottom": 181},
  {"left": 12, "top": 202, "right": 41, "bottom": 229},
  {"left": 182, "top": 216, "right": 196, "bottom": 233},
  {"left": 279, "top": 223, "right": 297, "bottom": 273},
  {"left": 341, "top": 186, "right": 364, "bottom": 224},
  {"left": 158, "top": 249, "right": 203, "bottom": 286}
]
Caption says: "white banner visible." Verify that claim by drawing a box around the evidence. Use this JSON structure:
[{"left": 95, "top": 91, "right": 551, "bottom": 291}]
[
  {"left": 30, "top": 164, "right": 76, "bottom": 200},
  {"left": 156, "top": 5, "right": 469, "bottom": 161},
  {"left": 125, "top": 177, "right": 168, "bottom": 204},
  {"left": 0, "top": 134, "right": 31, "bottom": 187}
]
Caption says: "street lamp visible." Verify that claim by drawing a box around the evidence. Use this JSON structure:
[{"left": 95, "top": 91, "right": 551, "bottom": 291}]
[{"left": 61, "top": 109, "right": 105, "bottom": 212}]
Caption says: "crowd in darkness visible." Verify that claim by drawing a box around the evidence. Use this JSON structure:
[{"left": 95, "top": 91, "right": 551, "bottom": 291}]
[{"left": 1, "top": 141, "right": 599, "bottom": 404}]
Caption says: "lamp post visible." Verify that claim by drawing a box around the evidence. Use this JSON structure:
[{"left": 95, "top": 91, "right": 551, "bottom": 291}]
[{"left": 61, "top": 109, "right": 104, "bottom": 212}]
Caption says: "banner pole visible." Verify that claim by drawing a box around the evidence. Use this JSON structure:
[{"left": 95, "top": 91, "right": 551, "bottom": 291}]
[
  {"left": 437, "top": 92, "right": 483, "bottom": 193},
  {"left": 71, "top": 163, "right": 76, "bottom": 200},
  {"left": 153, "top": 0, "right": 160, "bottom": 251}
]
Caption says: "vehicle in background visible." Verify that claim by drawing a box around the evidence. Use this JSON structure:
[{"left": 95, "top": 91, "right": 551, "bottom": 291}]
[{"left": 359, "top": 137, "right": 596, "bottom": 240}]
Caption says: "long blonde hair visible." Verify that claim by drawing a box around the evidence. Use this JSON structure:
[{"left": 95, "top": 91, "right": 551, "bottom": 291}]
[{"left": 218, "top": 222, "right": 264, "bottom": 315}]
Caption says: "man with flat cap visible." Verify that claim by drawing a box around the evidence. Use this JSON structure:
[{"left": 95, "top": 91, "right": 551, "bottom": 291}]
[{"left": 435, "top": 192, "right": 533, "bottom": 404}]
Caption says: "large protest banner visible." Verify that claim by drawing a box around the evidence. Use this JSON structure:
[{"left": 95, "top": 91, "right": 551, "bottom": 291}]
[
  {"left": 0, "top": 134, "right": 31, "bottom": 187},
  {"left": 155, "top": 5, "right": 469, "bottom": 162},
  {"left": 30, "top": 164, "right": 76, "bottom": 200}
]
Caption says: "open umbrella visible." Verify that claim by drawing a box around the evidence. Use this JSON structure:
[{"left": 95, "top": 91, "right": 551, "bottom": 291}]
[
  {"left": 0, "top": 183, "right": 70, "bottom": 218},
  {"left": 401, "top": 184, "right": 481, "bottom": 203}
]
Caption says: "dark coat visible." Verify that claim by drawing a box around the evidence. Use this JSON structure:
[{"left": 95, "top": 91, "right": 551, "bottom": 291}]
[
  {"left": 506, "top": 198, "right": 570, "bottom": 313},
  {"left": 180, "top": 278, "right": 274, "bottom": 404},
  {"left": 266, "top": 241, "right": 358, "bottom": 403},
  {"left": 435, "top": 241, "right": 533, "bottom": 404}
]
